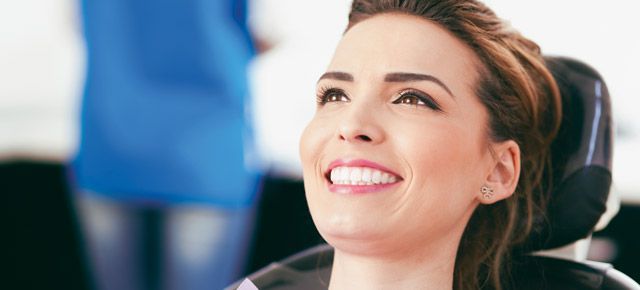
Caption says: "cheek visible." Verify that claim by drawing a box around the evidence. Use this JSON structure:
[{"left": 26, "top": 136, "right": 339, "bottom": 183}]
[
  {"left": 401, "top": 122, "right": 485, "bottom": 212},
  {"left": 415, "top": 133, "right": 472, "bottom": 178},
  {"left": 396, "top": 135, "right": 480, "bottom": 243},
  {"left": 300, "top": 119, "right": 323, "bottom": 171},
  {"left": 299, "top": 116, "right": 330, "bottom": 179},
  {"left": 299, "top": 117, "right": 335, "bottom": 234},
  {"left": 403, "top": 120, "right": 479, "bottom": 173}
]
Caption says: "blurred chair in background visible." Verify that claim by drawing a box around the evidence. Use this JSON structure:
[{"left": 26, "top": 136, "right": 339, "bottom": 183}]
[{"left": 70, "top": 1, "right": 261, "bottom": 290}]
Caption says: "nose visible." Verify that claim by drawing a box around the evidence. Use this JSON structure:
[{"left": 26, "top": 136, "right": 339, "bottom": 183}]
[{"left": 337, "top": 105, "right": 384, "bottom": 144}]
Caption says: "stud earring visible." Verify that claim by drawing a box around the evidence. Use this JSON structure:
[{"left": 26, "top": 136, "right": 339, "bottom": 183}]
[{"left": 481, "top": 186, "right": 494, "bottom": 199}]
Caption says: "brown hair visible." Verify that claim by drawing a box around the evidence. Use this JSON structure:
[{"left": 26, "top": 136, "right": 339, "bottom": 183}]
[{"left": 346, "top": 1, "right": 562, "bottom": 289}]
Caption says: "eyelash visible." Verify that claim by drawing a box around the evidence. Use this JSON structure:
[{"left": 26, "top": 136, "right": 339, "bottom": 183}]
[
  {"left": 316, "top": 86, "right": 349, "bottom": 105},
  {"left": 317, "top": 86, "right": 442, "bottom": 111},
  {"left": 392, "top": 89, "right": 442, "bottom": 111}
]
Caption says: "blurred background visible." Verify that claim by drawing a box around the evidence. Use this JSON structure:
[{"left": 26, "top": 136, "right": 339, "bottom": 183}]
[{"left": 1, "top": 0, "right": 638, "bottom": 289}]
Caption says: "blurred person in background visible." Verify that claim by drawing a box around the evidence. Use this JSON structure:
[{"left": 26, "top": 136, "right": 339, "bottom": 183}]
[{"left": 70, "top": 1, "right": 261, "bottom": 290}]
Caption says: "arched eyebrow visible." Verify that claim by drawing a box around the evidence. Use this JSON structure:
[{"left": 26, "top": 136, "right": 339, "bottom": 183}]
[
  {"left": 318, "top": 71, "right": 455, "bottom": 99},
  {"left": 384, "top": 72, "right": 455, "bottom": 98},
  {"left": 318, "top": 71, "right": 353, "bottom": 82}
]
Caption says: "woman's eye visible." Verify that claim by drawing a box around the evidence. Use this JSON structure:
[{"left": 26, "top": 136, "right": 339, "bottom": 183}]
[
  {"left": 397, "top": 94, "right": 424, "bottom": 106},
  {"left": 317, "top": 87, "right": 349, "bottom": 105},
  {"left": 393, "top": 91, "right": 441, "bottom": 111},
  {"left": 326, "top": 94, "right": 348, "bottom": 103}
]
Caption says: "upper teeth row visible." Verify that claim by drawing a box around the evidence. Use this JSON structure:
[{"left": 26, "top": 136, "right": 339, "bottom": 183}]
[{"left": 330, "top": 166, "right": 398, "bottom": 185}]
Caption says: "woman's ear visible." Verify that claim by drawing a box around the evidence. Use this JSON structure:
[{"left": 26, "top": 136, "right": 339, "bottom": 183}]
[{"left": 479, "top": 140, "right": 521, "bottom": 204}]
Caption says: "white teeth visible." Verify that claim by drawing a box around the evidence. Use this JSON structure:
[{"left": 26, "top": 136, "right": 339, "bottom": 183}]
[
  {"left": 372, "top": 170, "right": 381, "bottom": 184},
  {"left": 340, "top": 167, "right": 350, "bottom": 181},
  {"left": 381, "top": 173, "right": 389, "bottom": 183},
  {"left": 329, "top": 166, "right": 400, "bottom": 185},
  {"left": 331, "top": 169, "right": 338, "bottom": 182},
  {"left": 362, "top": 168, "right": 372, "bottom": 183},
  {"left": 350, "top": 168, "right": 362, "bottom": 185}
]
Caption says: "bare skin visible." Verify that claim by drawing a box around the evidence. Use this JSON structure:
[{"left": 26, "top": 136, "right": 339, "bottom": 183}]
[{"left": 300, "top": 13, "right": 520, "bottom": 290}]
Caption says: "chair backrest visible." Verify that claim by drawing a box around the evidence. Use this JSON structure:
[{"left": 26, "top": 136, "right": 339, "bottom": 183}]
[
  {"left": 507, "top": 56, "right": 638, "bottom": 289},
  {"left": 517, "top": 56, "right": 614, "bottom": 253},
  {"left": 233, "top": 244, "right": 640, "bottom": 290}
]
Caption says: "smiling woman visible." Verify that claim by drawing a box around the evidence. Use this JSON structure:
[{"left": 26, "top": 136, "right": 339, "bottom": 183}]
[{"left": 299, "top": 0, "right": 562, "bottom": 290}]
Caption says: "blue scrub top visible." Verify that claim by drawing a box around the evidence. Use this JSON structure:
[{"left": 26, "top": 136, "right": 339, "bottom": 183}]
[{"left": 72, "top": 0, "right": 259, "bottom": 207}]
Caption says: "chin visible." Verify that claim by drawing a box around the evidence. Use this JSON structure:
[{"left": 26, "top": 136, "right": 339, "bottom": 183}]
[{"left": 312, "top": 212, "right": 394, "bottom": 254}]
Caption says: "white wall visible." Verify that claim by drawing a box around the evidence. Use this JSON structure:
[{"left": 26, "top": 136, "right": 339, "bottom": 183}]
[{"left": 0, "top": 0, "right": 85, "bottom": 161}]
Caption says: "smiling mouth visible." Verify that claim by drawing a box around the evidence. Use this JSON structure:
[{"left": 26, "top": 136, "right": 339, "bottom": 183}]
[{"left": 326, "top": 166, "right": 403, "bottom": 186}]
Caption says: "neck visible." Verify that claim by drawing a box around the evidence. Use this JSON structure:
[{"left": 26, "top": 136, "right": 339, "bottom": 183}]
[{"left": 328, "top": 239, "right": 458, "bottom": 290}]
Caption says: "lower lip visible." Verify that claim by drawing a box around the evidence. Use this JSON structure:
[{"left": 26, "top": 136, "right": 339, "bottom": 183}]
[{"left": 328, "top": 182, "right": 401, "bottom": 194}]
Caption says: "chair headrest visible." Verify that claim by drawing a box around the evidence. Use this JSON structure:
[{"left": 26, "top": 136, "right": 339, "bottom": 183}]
[{"left": 519, "top": 56, "right": 614, "bottom": 252}]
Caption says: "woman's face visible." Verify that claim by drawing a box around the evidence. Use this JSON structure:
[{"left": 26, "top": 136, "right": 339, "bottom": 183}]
[{"left": 300, "top": 14, "right": 495, "bottom": 257}]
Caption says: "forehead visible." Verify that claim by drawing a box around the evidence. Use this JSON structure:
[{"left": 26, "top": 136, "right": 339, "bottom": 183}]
[{"left": 328, "top": 13, "right": 479, "bottom": 90}]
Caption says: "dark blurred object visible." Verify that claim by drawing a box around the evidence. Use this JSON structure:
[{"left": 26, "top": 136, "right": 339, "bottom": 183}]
[
  {"left": 246, "top": 176, "right": 324, "bottom": 272},
  {"left": 593, "top": 205, "right": 640, "bottom": 282},
  {"left": 0, "top": 160, "right": 92, "bottom": 290}
]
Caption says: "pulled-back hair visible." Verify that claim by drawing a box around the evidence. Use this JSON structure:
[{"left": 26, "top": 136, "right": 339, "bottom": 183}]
[{"left": 347, "top": 1, "right": 562, "bottom": 289}]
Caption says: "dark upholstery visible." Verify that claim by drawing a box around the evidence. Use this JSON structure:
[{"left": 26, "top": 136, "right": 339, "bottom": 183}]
[
  {"left": 521, "top": 56, "right": 613, "bottom": 252},
  {"left": 230, "top": 244, "right": 640, "bottom": 290},
  {"left": 510, "top": 255, "right": 640, "bottom": 290}
]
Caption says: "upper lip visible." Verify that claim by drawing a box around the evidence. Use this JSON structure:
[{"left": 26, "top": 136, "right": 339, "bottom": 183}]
[{"left": 324, "top": 158, "right": 404, "bottom": 181}]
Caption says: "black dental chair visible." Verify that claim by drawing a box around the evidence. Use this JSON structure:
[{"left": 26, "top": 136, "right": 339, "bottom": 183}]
[{"left": 228, "top": 57, "right": 640, "bottom": 289}]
